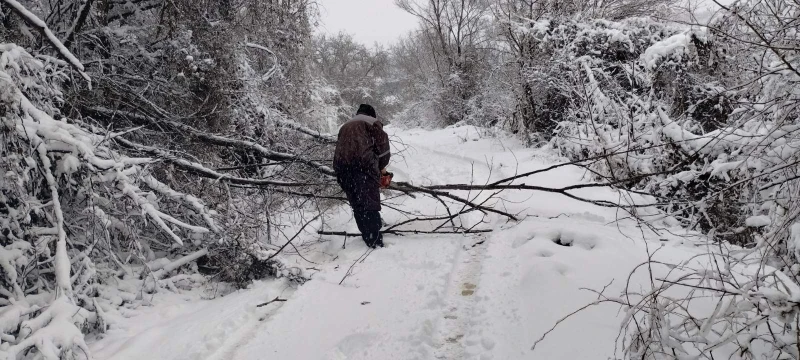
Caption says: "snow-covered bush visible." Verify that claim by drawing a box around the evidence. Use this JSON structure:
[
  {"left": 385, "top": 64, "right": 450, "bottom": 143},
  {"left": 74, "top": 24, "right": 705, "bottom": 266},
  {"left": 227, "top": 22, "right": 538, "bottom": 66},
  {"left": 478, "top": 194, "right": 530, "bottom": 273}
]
[
  {"left": 532, "top": 2, "right": 800, "bottom": 358},
  {"left": 529, "top": 17, "right": 749, "bottom": 238},
  {"left": 0, "top": 0, "right": 338, "bottom": 357},
  {"left": 0, "top": 42, "right": 219, "bottom": 358},
  {"left": 541, "top": 10, "right": 799, "bottom": 249}
]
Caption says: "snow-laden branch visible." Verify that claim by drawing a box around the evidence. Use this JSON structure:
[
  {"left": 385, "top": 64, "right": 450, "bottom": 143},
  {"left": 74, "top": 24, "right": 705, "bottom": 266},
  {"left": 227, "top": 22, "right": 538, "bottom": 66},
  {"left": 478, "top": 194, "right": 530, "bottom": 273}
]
[
  {"left": 88, "top": 106, "right": 336, "bottom": 176},
  {"left": 10, "top": 83, "right": 197, "bottom": 248},
  {"left": 0, "top": 43, "right": 231, "bottom": 358},
  {"left": 142, "top": 175, "right": 221, "bottom": 233},
  {"left": 273, "top": 117, "right": 337, "bottom": 143},
  {"left": 7, "top": 297, "right": 92, "bottom": 359},
  {"left": 2, "top": 0, "right": 90, "bottom": 82},
  {"left": 35, "top": 143, "right": 73, "bottom": 299},
  {"left": 115, "top": 136, "right": 319, "bottom": 187},
  {"left": 152, "top": 248, "right": 209, "bottom": 279},
  {"left": 245, "top": 42, "right": 279, "bottom": 81}
]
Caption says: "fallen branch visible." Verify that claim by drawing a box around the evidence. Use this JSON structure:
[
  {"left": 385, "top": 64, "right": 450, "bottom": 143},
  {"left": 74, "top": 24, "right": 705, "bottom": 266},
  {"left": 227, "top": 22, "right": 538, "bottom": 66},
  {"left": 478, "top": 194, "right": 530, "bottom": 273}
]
[
  {"left": 115, "top": 137, "right": 317, "bottom": 187},
  {"left": 266, "top": 213, "right": 322, "bottom": 261},
  {"left": 92, "top": 106, "right": 656, "bottom": 222},
  {"left": 89, "top": 106, "right": 336, "bottom": 176},
  {"left": 425, "top": 183, "right": 657, "bottom": 209},
  {"left": 256, "top": 296, "right": 287, "bottom": 308},
  {"left": 153, "top": 248, "right": 209, "bottom": 279},
  {"left": 318, "top": 229, "right": 492, "bottom": 237},
  {"left": 273, "top": 117, "right": 336, "bottom": 143},
  {"left": 339, "top": 248, "right": 375, "bottom": 285},
  {"left": 390, "top": 181, "right": 518, "bottom": 220},
  {"left": 88, "top": 107, "right": 636, "bottom": 218}
]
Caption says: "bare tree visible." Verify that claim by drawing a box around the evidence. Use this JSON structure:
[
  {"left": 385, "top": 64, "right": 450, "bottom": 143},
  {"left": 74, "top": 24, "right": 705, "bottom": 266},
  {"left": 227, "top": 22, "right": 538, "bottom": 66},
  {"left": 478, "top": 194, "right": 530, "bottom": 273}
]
[
  {"left": 396, "top": 0, "right": 492, "bottom": 124},
  {"left": 312, "top": 32, "right": 394, "bottom": 121}
]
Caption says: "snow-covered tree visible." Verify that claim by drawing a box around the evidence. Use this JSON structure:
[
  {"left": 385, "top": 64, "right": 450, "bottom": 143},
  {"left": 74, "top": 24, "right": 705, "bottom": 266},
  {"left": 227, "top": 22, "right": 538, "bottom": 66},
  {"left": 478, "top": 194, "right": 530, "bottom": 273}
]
[
  {"left": 0, "top": 0, "right": 337, "bottom": 358},
  {"left": 522, "top": 2, "right": 800, "bottom": 358}
]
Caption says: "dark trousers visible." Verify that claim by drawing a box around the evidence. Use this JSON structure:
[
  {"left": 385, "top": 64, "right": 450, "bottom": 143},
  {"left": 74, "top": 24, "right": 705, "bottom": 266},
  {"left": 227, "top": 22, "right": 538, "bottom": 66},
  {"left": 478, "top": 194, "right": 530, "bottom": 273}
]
[
  {"left": 353, "top": 210, "right": 383, "bottom": 248},
  {"left": 334, "top": 166, "right": 384, "bottom": 248}
]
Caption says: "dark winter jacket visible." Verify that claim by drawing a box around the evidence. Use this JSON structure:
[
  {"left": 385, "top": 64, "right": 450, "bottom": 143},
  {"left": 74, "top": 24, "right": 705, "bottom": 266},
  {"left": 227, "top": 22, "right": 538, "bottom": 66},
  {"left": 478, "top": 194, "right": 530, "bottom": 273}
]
[
  {"left": 333, "top": 114, "right": 390, "bottom": 173},
  {"left": 333, "top": 114, "right": 390, "bottom": 212}
]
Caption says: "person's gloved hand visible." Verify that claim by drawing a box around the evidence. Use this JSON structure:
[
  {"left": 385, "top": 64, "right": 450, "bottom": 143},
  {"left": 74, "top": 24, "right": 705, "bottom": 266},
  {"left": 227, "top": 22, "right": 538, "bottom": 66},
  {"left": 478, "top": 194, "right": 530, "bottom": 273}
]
[{"left": 380, "top": 170, "right": 393, "bottom": 189}]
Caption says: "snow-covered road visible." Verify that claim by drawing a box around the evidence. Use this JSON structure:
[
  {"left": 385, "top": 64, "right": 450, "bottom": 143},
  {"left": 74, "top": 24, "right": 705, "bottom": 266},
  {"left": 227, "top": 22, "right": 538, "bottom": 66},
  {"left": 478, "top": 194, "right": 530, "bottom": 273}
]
[{"left": 90, "top": 126, "right": 704, "bottom": 360}]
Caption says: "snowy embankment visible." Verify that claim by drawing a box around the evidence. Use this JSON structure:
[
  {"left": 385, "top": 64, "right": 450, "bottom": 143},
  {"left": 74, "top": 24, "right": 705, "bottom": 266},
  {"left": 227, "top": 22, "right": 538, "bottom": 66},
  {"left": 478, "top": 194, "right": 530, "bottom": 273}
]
[{"left": 89, "top": 126, "right": 705, "bottom": 360}]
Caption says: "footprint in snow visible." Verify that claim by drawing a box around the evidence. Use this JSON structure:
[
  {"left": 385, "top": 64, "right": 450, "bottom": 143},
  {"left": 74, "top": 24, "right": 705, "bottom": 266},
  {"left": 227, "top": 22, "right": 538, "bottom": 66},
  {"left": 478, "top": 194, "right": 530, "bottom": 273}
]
[
  {"left": 461, "top": 283, "right": 476, "bottom": 296},
  {"left": 331, "top": 332, "right": 380, "bottom": 359}
]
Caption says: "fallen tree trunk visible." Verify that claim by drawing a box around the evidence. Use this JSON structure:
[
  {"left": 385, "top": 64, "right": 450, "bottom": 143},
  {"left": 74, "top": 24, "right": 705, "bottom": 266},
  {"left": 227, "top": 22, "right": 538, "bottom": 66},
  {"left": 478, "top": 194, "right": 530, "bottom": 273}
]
[{"left": 317, "top": 229, "right": 492, "bottom": 237}]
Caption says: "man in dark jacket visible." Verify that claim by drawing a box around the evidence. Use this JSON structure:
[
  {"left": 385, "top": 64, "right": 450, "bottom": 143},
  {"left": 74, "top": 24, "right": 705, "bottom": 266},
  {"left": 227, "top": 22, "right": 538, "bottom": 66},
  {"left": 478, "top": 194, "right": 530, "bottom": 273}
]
[{"left": 333, "top": 104, "right": 391, "bottom": 248}]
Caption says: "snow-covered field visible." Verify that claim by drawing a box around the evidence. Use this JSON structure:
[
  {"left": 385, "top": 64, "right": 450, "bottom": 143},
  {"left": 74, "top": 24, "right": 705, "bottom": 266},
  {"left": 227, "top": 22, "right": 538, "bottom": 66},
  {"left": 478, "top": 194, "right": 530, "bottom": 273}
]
[{"left": 89, "top": 126, "right": 706, "bottom": 360}]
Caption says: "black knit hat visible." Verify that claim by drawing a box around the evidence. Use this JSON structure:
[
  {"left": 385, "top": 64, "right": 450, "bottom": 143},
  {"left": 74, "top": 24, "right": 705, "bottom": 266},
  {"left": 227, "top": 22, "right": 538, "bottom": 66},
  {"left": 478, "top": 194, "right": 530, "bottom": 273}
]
[{"left": 356, "top": 104, "right": 376, "bottom": 118}]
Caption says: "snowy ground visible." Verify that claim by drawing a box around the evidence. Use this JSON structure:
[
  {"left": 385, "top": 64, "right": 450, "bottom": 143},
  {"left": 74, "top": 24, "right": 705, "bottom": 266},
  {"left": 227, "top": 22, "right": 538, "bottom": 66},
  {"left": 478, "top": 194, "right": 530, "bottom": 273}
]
[{"left": 89, "top": 126, "right": 706, "bottom": 360}]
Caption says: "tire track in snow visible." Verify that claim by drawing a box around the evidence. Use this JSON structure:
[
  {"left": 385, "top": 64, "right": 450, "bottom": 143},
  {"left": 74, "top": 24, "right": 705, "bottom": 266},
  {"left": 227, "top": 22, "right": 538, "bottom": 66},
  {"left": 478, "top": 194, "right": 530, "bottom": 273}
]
[
  {"left": 431, "top": 234, "right": 489, "bottom": 360},
  {"left": 392, "top": 138, "right": 508, "bottom": 359},
  {"left": 202, "top": 292, "right": 293, "bottom": 360}
]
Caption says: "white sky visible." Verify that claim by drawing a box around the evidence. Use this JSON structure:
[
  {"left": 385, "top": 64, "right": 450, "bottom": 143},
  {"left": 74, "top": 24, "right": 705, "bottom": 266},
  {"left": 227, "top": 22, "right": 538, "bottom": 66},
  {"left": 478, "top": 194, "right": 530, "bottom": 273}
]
[{"left": 317, "top": 0, "right": 419, "bottom": 46}]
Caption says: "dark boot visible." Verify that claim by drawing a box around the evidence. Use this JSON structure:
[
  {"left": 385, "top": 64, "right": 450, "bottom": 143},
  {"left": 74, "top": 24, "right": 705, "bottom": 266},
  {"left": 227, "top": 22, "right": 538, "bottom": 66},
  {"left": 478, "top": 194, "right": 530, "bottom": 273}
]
[{"left": 354, "top": 210, "right": 383, "bottom": 248}]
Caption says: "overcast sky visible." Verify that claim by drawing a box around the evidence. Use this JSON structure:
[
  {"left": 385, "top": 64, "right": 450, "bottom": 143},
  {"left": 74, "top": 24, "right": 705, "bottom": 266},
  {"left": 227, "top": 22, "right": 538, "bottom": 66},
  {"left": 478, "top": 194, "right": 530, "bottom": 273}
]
[{"left": 317, "top": 0, "right": 419, "bottom": 46}]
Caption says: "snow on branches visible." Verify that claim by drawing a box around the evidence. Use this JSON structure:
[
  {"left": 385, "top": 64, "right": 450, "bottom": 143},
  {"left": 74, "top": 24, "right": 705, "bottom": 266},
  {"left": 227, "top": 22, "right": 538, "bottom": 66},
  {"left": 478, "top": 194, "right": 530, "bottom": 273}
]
[
  {"left": 532, "top": 9, "right": 800, "bottom": 360},
  {"left": 0, "top": 43, "right": 216, "bottom": 358}
]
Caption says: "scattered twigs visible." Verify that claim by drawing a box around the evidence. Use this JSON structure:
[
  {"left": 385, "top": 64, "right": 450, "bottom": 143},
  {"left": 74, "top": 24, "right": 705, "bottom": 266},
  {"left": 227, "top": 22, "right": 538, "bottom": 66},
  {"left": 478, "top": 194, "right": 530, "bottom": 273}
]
[
  {"left": 530, "top": 300, "right": 610, "bottom": 351},
  {"left": 256, "top": 296, "right": 287, "bottom": 307},
  {"left": 390, "top": 181, "right": 519, "bottom": 220},
  {"left": 266, "top": 214, "right": 322, "bottom": 261},
  {"left": 339, "top": 248, "right": 374, "bottom": 285}
]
